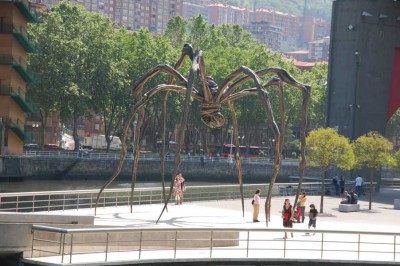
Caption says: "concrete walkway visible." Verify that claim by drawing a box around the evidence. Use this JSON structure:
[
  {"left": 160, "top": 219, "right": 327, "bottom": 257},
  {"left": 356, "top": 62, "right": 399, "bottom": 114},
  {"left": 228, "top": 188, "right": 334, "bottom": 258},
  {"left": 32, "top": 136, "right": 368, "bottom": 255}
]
[
  {"left": 85, "top": 188, "right": 400, "bottom": 232},
  {"left": 24, "top": 189, "right": 400, "bottom": 265}
]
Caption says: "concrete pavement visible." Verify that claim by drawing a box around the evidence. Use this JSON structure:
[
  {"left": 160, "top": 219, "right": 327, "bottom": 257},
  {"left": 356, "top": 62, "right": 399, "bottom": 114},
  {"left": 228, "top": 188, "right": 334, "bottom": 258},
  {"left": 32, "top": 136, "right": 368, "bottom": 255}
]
[
  {"left": 87, "top": 188, "right": 400, "bottom": 232},
  {"left": 24, "top": 189, "right": 400, "bottom": 265}
]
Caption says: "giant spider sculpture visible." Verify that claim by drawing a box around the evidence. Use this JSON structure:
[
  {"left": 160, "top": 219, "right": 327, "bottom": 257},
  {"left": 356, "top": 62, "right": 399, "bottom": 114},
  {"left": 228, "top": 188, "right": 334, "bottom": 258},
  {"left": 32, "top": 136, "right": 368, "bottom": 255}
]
[{"left": 95, "top": 44, "right": 311, "bottom": 225}]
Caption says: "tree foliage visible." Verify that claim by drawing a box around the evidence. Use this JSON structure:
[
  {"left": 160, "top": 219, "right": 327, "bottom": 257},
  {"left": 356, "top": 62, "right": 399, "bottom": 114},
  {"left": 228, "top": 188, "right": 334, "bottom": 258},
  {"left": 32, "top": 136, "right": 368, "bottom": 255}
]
[
  {"left": 352, "top": 132, "right": 395, "bottom": 170},
  {"left": 306, "top": 127, "right": 354, "bottom": 212},
  {"left": 28, "top": 5, "right": 329, "bottom": 154},
  {"left": 352, "top": 131, "right": 395, "bottom": 210}
]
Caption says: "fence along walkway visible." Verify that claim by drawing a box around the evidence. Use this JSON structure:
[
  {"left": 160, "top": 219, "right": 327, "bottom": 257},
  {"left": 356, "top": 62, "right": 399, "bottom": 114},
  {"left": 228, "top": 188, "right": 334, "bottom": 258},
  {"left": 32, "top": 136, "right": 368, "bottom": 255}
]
[
  {"left": 27, "top": 225, "right": 400, "bottom": 265},
  {"left": 0, "top": 182, "right": 377, "bottom": 213}
]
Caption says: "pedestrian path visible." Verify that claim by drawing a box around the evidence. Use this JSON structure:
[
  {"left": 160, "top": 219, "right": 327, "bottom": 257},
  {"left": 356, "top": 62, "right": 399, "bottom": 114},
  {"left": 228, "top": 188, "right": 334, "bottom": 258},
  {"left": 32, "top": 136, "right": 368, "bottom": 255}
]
[
  {"left": 87, "top": 189, "right": 400, "bottom": 232},
  {"left": 23, "top": 189, "right": 400, "bottom": 265}
]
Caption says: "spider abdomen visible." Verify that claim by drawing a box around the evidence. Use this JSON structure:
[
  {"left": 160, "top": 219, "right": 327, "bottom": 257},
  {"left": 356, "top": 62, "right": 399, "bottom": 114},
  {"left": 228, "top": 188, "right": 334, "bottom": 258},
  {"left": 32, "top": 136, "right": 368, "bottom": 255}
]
[{"left": 200, "top": 103, "right": 225, "bottom": 128}]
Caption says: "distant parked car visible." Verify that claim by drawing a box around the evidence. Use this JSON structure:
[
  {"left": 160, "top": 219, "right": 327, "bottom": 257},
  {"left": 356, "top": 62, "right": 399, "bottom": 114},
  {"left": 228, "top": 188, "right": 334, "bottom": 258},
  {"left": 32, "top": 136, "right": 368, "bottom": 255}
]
[
  {"left": 43, "top": 144, "right": 63, "bottom": 150},
  {"left": 23, "top": 143, "right": 40, "bottom": 150}
]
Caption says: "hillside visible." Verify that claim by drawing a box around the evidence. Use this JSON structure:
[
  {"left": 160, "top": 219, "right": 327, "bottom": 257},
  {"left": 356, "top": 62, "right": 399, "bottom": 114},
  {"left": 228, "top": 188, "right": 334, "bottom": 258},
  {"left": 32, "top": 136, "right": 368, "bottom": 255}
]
[{"left": 210, "top": 0, "right": 333, "bottom": 20}]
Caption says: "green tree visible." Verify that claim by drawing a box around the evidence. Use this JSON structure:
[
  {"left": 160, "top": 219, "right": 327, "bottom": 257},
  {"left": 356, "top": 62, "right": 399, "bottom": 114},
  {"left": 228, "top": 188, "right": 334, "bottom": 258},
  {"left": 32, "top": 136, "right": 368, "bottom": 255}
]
[
  {"left": 306, "top": 128, "right": 355, "bottom": 213},
  {"left": 29, "top": 1, "right": 116, "bottom": 150},
  {"left": 352, "top": 132, "right": 395, "bottom": 210},
  {"left": 189, "top": 15, "right": 210, "bottom": 50},
  {"left": 90, "top": 28, "right": 131, "bottom": 152},
  {"left": 298, "top": 63, "right": 328, "bottom": 128},
  {"left": 165, "top": 16, "right": 188, "bottom": 49}
]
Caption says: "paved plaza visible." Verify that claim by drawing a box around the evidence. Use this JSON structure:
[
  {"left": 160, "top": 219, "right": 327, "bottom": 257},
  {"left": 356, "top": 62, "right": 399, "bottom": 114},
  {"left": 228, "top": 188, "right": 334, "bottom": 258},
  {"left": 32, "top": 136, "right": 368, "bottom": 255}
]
[
  {"left": 72, "top": 188, "right": 400, "bottom": 232},
  {"left": 24, "top": 189, "right": 400, "bottom": 265}
]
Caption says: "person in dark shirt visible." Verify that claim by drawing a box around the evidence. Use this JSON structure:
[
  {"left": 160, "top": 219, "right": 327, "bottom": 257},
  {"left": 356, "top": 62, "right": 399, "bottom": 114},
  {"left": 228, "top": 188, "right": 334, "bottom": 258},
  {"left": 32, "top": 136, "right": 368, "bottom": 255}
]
[
  {"left": 350, "top": 191, "right": 358, "bottom": 204},
  {"left": 340, "top": 191, "right": 351, "bottom": 204},
  {"left": 306, "top": 204, "right": 318, "bottom": 235},
  {"left": 340, "top": 175, "right": 345, "bottom": 194}
]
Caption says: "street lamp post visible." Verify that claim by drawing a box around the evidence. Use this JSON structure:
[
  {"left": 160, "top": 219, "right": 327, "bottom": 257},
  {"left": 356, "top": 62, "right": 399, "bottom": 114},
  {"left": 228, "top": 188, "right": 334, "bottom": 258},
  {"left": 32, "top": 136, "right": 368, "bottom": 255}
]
[
  {"left": 132, "top": 121, "right": 137, "bottom": 153},
  {"left": 0, "top": 117, "right": 4, "bottom": 155},
  {"left": 229, "top": 126, "right": 233, "bottom": 162},
  {"left": 32, "top": 123, "right": 39, "bottom": 144}
]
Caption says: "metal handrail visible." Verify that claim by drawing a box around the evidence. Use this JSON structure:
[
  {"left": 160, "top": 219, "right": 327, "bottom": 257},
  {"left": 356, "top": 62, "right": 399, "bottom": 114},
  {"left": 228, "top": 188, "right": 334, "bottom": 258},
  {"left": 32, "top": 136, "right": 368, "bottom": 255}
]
[
  {"left": 29, "top": 225, "right": 400, "bottom": 264},
  {"left": 0, "top": 184, "right": 272, "bottom": 212},
  {"left": 9, "top": 151, "right": 300, "bottom": 164},
  {"left": 0, "top": 182, "right": 375, "bottom": 213}
]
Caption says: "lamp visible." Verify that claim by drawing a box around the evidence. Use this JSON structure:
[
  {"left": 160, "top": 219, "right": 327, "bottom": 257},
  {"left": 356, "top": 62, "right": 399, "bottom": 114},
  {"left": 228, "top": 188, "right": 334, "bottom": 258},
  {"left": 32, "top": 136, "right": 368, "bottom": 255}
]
[{"left": 229, "top": 126, "right": 233, "bottom": 163}]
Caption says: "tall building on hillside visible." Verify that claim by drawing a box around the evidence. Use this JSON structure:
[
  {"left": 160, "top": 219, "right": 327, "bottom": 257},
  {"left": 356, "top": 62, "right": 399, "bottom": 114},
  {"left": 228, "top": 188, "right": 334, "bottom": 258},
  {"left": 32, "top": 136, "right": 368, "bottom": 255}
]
[
  {"left": 0, "top": 0, "right": 38, "bottom": 155},
  {"left": 183, "top": 1, "right": 209, "bottom": 22},
  {"left": 244, "top": 21, "right": 284, "bottom": 51},
  {"left": 35, "top": 0, "right": 183, "bottom": 34},
  {"left": 254, "top": 9, "right": 300, "bottom": 52},
  {"left": 308, "top": 36, "right": 329, "bottom": 62},
  {"left": 207, "top": 3, "right": 251, "bottom": 26}
]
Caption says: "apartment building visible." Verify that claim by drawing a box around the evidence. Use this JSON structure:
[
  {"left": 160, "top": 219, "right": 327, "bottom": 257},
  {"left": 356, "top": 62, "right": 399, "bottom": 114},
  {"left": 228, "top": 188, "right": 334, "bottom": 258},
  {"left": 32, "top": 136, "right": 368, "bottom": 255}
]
[
  {"left": 308, "top": 36, "right": 329, "bottom": 62},
  {"left": 36, "top": 0, "right": 183, "bottom": 34},
  {"left": 244, "top": 21, "right": 284, "bottom": 52},
  {"left": 255, "top": 9, "right": 300, "bottom": 45},
  {"left": 207, "top": 3, "right": 251, "bottom": 26},
  {"left": 183, "top": 1, "right": 209, "bottom": 22},
  {"left": 0, "top": 0, "right": 38, "bottom": 155}
]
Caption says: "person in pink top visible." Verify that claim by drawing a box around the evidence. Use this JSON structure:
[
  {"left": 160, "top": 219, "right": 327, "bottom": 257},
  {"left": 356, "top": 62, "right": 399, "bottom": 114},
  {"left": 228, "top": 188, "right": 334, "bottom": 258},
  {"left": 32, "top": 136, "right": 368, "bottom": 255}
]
[
  {"left": 173, "top": 175, "right": 183, "bottom": 205},
  {"left": 252, "top": 189, "right": 261, "bottom": 222}
]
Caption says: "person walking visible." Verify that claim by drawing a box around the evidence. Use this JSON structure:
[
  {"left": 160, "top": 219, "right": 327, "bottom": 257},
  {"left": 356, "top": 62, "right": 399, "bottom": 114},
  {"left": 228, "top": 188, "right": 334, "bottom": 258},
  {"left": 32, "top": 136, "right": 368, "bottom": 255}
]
[
  {"left": 282, "top": 199, "right": 294, "bottom": 239},
  {"left": 298, "top": 192, "right": 307, "bottom": 223},
  {"left": 355, "top": 175, "right": 363, "bottom": 198},
  {"left": 306, "top": 204, "right": 318, "bottom": 235},
  {"left": 252, "top": 189, "right": 261, "bottom": 222}
]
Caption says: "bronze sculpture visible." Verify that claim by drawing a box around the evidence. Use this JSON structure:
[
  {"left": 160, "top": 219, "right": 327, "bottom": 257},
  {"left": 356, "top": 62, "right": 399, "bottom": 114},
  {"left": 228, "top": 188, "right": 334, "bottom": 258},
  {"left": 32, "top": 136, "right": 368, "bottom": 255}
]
[{"left": 95, "top": 44, "right": 311, "bottom": 225}]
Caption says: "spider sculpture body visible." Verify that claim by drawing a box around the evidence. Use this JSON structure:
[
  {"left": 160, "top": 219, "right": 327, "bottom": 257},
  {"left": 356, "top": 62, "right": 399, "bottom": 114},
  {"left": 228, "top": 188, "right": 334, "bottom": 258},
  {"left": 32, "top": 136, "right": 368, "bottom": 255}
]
[{"left": 96, "top": 44, "right": 311, "bottom": 225}]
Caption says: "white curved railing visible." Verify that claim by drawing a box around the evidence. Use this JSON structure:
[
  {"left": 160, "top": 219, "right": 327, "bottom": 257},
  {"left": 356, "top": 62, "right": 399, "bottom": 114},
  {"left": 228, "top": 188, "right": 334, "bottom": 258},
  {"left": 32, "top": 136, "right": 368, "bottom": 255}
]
[
  {"left": 28, "top": 225, "right": 400, "bottom": 264},
  {"left": 0, "top": 182, "right": 375, "bottom": 213},
  {"left": 10, "top": 151, "right": 300, "bottom": 165}
]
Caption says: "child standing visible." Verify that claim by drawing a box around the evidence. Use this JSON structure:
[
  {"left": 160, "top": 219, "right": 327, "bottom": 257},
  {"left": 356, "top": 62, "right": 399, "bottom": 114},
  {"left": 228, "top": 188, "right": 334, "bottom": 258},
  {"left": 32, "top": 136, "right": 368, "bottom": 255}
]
[{"left": 306, "top": 204, "right": 318, "bottom": 235}]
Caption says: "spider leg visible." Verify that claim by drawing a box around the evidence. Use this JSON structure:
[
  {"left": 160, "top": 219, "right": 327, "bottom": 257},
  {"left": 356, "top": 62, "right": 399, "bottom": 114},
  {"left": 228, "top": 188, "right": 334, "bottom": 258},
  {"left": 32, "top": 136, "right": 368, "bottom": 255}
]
[
  {"left": 156, "top": 50, "right": 201, "bottom": 223},
  {"left": 218, "top": 66, "right": 281, "bottom": 226},
  {"left": 94, "top": 84, "right": 197, "bottom": 215},
  {"left": 129, "top": 92, "right": 144, "bottom": 213},
  {"left": 96, "top": 59, "right": 195, "bottom": 215},
  {"left": 218, "top": 68, "right": 308, "bottom": 103},
  {"left": 158, "top": 45, "right": 196, "bottom": 210},
  {"left": 227, "top": 100, "right": 245, "bottom": 217},
  {"left": 222, "top": 70, "right": 311, "bottom": 223}
]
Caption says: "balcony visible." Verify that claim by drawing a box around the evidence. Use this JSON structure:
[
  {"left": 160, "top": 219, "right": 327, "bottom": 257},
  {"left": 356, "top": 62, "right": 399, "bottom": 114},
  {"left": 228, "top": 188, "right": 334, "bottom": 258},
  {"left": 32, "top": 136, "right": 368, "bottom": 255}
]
[
  {"left": 0, "top": 23, "right": 35, "bottom": 52},
  {"left": 0, "top": 54, "right": 35, "bottom": 83},
  {"left": 0, "top": 85, "right": 33, "bottom": 113},
  {"left": 0, "top": 0, "right": 39, "bottom": 22},
  {"left": 2, "top": 117, "right": 31, "bottom": 141}
]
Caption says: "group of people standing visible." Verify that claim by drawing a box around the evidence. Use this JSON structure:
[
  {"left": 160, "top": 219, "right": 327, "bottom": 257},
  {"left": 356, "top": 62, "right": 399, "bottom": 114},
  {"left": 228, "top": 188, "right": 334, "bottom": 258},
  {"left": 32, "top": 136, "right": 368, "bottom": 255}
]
[
  {"left": 332, "top": 175, "right": 346, "bottom": 196},
  {"left": 332, "top": 175, "right": 364, "bottom": 198},
  {"left": 333, "top": 174, "right": 363, "bottom": 204},
  {"left": 252, "top": 190, "right": 318, "bottom": 239}
]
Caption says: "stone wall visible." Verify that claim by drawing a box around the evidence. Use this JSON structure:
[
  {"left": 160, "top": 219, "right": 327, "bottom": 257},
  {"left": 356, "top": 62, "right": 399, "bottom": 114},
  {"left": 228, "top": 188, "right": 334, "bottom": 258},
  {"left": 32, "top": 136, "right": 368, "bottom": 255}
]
[
  {"left": 0, "top": 157, "right": 321, "bottom": 182},
  {"left": 0, "top": 157, "right": 397, "bottom": 182}
]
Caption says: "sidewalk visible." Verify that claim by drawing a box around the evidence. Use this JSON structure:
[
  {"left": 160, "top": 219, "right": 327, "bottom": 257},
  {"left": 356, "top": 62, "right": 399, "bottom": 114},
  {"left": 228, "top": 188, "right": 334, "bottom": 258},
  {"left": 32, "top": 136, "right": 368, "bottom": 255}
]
[
  {"left": 87, "top": 188, "right": 400, "bottom": 232},
  {"left": 25, "top": 189, "right": 400, "bottom": 265}
]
